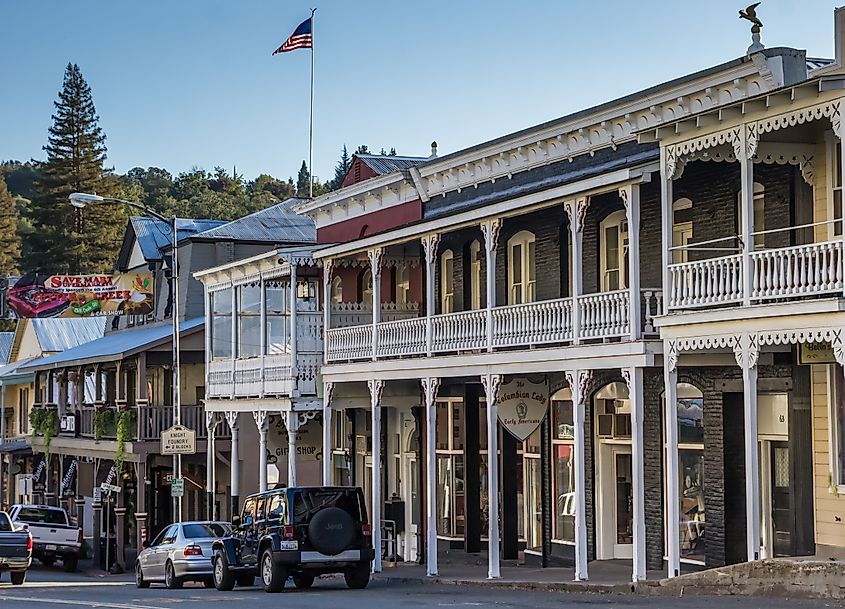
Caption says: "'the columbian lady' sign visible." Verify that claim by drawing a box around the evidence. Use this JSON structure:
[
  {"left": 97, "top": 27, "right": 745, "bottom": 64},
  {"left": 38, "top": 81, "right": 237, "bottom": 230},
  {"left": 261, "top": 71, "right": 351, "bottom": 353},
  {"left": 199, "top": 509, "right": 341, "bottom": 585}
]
[{"left": 496, "top": 379, "right": 549, "bottom": 441}]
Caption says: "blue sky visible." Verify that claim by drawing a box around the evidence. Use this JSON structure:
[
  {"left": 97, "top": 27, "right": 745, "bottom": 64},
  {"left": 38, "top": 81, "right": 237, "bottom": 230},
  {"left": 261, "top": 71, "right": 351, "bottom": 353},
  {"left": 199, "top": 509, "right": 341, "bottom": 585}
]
[{"left": 0, "top": 1, "right": 838, "bottom": 184}]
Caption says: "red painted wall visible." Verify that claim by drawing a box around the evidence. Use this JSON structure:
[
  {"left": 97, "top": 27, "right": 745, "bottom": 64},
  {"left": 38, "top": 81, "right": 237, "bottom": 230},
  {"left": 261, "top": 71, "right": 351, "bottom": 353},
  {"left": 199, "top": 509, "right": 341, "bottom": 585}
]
[
  {"left": 317, "top": 199, "right": 422, "bottom": 244},
  {"left": 340, "top": 157, "right": 379, "bottom": 188}
]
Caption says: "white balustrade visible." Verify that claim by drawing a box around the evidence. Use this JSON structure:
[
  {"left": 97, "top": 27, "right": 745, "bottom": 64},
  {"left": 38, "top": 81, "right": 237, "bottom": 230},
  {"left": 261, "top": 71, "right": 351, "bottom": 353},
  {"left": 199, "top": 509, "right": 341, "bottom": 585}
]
[
  {"left": 263, "top": 353, "right": 294, "bottom": 395},
  {"left": 579, "top": 290, "right": 630, "bottom": 338},
  {"left": 641, "top": 289, "right": 664, "bottom": 336},
  {"left": 377, "top": 317, "right": 427, "bottom": 357},
  {"left": 207, "top": 359, "right": 233, "bottom": 398},
  {"left": 234, "top": 358, "right": 263, "bottom": 396},
  {"left": 668, "top": 254, "right": 743, "bottom": 309},
  {"left": 330, "top": 302, "right": 419, "bottom": 327},
  {"left": 326, "top": 324, "right": 373, "bottom": 361},
  {"left": 751, "top": 241, "right": 844, "bottom": 300},
  {"left": 431, "top": 310, "right": 487, "bottom": 352},
  {"left": 492, "top": 298, "right": 573, "bottom": 347}
]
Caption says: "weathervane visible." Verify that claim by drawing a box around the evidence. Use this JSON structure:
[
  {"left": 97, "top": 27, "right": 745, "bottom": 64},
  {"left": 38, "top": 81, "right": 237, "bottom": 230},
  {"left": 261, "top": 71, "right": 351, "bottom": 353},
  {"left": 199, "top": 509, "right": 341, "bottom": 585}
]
[{"left": 739, "top": 2, "right": 764, "bottom": 54}]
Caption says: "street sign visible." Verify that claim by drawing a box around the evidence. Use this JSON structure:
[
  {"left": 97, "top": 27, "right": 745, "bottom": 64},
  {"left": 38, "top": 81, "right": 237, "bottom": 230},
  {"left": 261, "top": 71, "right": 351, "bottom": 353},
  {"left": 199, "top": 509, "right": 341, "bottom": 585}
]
[
  {"left": 160, "top": 424, "right": 196, "bottom": 455},
  {"left": 100, "top": 483, "right": 122, "bottom": 494},
  {"left": 170, "top": 477, "right": 184, "bottom": 497},
  {"left": 93, "top": 487, "right": 102, "bottom": 502}
]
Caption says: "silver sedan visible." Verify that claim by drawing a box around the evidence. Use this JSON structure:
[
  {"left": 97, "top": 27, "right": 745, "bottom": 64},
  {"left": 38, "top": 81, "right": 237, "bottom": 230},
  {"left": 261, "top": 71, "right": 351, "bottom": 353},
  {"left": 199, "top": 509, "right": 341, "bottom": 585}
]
[{"left": 136, "top": 521, "right": 232, "bottom": 589}]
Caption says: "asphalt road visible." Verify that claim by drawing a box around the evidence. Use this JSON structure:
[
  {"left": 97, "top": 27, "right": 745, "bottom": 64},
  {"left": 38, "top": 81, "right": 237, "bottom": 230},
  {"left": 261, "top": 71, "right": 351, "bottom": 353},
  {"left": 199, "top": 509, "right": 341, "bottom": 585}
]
[{"left": 0, "top": 565, "right": 840, "bottom": 609}]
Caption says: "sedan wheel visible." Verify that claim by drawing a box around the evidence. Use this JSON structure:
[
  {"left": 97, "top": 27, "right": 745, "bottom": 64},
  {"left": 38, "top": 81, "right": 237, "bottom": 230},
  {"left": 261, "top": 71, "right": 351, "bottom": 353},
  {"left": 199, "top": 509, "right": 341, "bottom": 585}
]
[
  {"left": 136, "top": 563, "right": 150, "bottom": 589},
  {"left": 165, "top": 561, "right": 183, "bottom": 590}
]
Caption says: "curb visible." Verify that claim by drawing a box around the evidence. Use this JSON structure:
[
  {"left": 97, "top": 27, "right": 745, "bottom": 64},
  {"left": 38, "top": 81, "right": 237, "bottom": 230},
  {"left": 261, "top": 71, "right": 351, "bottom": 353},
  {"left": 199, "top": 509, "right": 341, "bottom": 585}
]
[{"left": 375, "top": 574, "right": 662, "bottom": 596}]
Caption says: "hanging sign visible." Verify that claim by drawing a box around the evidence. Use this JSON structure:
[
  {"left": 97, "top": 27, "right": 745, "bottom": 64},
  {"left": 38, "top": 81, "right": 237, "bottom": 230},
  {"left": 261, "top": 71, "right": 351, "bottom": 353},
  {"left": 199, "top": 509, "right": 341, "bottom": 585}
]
[
  {"left": 6, "top": 273, "right": 153, "bottom": 318},
  {"left": 161, "top": 424, "right": 196, "bottom": 455},
  {"left": 798, "top": 341, "right": 836, "bottom": 365},
  {"left": 496, "top": 378, "right": 549, "bottom": 441},
  {"left": 60, "top": 457, "right": 78, "bottom": 496}
]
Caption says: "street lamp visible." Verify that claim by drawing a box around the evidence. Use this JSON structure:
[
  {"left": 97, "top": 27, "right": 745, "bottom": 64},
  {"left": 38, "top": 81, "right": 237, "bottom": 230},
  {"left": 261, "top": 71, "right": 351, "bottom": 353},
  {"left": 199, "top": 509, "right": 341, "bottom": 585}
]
[{"left": 68, "top": 193, "right": 184, "bottom": 522}]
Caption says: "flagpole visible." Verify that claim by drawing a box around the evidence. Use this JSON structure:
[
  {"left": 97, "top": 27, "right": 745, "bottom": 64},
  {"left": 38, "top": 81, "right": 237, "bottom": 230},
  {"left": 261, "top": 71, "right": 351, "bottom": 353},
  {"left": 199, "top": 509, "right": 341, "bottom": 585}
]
[{"left": 309, "top": 7, "right": 316, "bottom": 198}]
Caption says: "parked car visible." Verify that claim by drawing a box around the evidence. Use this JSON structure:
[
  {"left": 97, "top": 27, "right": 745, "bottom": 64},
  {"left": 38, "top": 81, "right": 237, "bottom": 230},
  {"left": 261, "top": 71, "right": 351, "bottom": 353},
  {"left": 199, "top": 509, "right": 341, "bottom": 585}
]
[
  {"left": 211, "top": 486, "right": 374, "bottom": 593},
  {"left": 136, "top": 521, "right": 232, "bottom": 589},
  {"left": 0, "top": 511, "right": 32, "bottom": 585},
  {"left": 8, "top": 504, "right": 81, "bottom": 572}
]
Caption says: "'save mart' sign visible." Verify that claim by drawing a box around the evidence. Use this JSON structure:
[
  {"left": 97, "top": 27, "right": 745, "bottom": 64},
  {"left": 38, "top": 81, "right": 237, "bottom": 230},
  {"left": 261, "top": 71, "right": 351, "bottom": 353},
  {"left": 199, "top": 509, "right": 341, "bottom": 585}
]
[
  {"left": 497, "top": 379, "right": 549, "bottom": 441},
  {"left": 160, "top": 424, "right": 196, "bottom": 455}
]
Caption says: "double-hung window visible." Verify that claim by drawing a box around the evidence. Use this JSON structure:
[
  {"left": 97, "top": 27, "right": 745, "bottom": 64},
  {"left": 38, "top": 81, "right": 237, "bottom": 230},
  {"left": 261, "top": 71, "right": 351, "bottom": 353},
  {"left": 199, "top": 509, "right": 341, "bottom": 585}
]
[
  {"left": 265, "top": 281, "right": 289, "bottom": 355},
  {"left": 211, "top": 287, "right": 233, "bottom": 359},
  {"left": 508, "top": 231, "right": 536, "bottom": 305}
]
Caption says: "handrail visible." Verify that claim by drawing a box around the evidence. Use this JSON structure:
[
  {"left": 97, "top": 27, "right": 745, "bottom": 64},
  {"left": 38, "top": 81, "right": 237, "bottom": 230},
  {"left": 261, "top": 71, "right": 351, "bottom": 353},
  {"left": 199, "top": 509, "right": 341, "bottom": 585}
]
[{"left": 751, "top": 218, "right": 843, "bottom": 237}]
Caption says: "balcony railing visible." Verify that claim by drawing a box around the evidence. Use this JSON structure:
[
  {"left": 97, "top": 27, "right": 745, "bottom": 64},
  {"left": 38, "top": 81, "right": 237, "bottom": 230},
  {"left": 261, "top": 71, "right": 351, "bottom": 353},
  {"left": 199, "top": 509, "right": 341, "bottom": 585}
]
[
  {"left": 667, "top": 239, "right": 844, "bottom": 310},
  {"left": 325, "top": 289, "right": 660, "bottom": 362},
  {"left": 331, "top": 302, "right": 419, "bottom": 328},
  {"left": 77, "top": 403, "right": 227, "bottom": 442}
]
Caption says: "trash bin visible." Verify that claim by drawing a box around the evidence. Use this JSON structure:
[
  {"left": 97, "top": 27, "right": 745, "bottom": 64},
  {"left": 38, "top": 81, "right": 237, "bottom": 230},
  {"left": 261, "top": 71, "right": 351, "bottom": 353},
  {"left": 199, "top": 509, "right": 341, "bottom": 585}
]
[{"left": 98, "top": 537, "right": 117, "bottom": 571}]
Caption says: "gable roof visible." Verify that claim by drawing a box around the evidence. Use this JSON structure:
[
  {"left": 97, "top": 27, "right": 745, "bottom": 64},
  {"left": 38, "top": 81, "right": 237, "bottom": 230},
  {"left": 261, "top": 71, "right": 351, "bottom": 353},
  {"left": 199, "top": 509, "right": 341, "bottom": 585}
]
[
  {"left": 355, "top": 154, "right": 427, "bottom": 175},
  {"left": 190, "top": 198, "right": 315, "bottom": 244},
  {"left": 117, "top": 216, "right": 227, "bottom": 269},
  {"left": 31, "top": 317, "right": 108, "bottom": 353}
]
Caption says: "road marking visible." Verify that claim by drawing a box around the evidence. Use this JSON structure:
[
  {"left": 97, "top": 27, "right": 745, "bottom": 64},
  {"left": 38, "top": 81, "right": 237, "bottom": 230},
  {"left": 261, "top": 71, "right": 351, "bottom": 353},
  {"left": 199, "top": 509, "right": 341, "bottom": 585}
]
[{"left": 0, "top": 595, "right": 170, "bottom": 609}]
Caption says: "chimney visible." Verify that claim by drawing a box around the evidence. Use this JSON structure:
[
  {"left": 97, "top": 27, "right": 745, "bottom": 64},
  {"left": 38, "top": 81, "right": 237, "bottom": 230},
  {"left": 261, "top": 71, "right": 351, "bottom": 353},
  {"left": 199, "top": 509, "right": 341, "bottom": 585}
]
[{"left": 430, "top": 141, "right": 438, "bottom": 158}]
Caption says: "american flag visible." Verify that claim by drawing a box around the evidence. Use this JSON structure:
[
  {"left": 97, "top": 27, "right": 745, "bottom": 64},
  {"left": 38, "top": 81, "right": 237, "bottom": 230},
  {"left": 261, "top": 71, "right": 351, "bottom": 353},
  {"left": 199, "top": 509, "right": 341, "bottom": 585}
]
[{"left": 272, "top": 17, "right": 313, "bottom": 54}]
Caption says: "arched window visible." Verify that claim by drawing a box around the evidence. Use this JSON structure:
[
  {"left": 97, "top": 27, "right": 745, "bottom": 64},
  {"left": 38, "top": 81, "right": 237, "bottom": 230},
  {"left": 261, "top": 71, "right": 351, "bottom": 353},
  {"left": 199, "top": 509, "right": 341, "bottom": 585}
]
[
  {"left": 737, "top": 182, "right": 765, "bottom": 248},
  {"left": 469, "top": 240, "right": 482, "bottom": 310},
  {"left": 599, "top": 211, "right": 629, "bottom": 291},
  {"left": 361, "top": 269, "right": 373, "bottom": 307},
  {"left": 441, "top": 250, "right": 454, "bottom": 313},
  {"left": 396, "top": 264, "right": 410, "bottom": 305},
  {"left": 507, "top": 231, "right": 536, "bottom": 305},
  {"left": 331, "top": 276, "right": 343, "bottom": 304},
  {"left": 672, "top": 198, "right": 693, "bottom": 264}
]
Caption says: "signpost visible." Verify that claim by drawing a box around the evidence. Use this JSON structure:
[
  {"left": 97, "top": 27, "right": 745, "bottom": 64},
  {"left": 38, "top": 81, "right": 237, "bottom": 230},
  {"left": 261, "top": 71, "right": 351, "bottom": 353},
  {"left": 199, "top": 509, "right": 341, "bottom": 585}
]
[{"left": 160, "top": 424, "right": 196, "bottom": 455}]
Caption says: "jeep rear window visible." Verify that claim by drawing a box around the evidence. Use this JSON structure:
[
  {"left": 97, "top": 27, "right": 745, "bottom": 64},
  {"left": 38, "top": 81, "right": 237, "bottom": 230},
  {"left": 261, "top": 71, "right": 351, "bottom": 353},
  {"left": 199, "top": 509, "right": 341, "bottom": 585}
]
[
  {"left": 15, "top": 507, "right": 67, "bottom": 525},
  {"left": 292, "top": 489, "right": 365, "bottom": 524}
]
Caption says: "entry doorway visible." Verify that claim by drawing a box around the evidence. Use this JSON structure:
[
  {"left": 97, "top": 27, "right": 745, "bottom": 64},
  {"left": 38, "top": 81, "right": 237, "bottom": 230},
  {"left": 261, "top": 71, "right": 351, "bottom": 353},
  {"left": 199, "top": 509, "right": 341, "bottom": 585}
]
[
  {"left": 758, "top": 393, "right": 790, "bottom": 559},
  {"left": 594, "top": 381, "right": 633, "bottom": 560},
  {"left": 400, "top": 452, "right": 420, "bottom": 562}
]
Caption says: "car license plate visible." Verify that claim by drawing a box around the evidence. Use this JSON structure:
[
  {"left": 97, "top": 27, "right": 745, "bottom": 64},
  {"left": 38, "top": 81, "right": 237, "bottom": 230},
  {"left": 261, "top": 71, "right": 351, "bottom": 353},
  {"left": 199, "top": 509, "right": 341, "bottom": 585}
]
[
  {"left": 279, "top": 541, "right": 298, "bottom": 550},
  {"left": 46, "top": 544, "right": 57, "bottom": 551}
]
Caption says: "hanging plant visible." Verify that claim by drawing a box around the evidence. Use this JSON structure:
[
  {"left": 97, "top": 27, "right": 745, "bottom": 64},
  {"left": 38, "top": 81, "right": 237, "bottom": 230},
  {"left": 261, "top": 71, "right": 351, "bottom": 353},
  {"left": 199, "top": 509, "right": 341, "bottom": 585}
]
[
  {"left": 93, "top": 408, "right": 116, "bottom": 442},
  {"left": 29, "top": 407, "right": 58, "bottom": 456},
  {"left": 115, "top": 409, "right": 137, "bottom": 473}
]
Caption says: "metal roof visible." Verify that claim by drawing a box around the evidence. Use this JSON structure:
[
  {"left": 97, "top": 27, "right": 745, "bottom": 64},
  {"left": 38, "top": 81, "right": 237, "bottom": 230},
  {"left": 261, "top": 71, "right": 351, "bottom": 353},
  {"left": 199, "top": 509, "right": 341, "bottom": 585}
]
[
  {"left": 191, "top": 198, "right": 315, "bottom": 243},
  {"left": 21, "top": 317, "right": 205, "bottom": 371},
  {"left": 131, "top": 217, "right": 227, "bottom": 262},
  {"left": 356, "top": 154, "right": 427, "bottom": 175},
  {"left": 0, "top": 332, "right": 14, "bottom": 365},
  {"left": 31, "top": 317, "right": 108, "bottom": 353},
  {"left": 0, "top": 356, "right": 37, "bottom": 384}
]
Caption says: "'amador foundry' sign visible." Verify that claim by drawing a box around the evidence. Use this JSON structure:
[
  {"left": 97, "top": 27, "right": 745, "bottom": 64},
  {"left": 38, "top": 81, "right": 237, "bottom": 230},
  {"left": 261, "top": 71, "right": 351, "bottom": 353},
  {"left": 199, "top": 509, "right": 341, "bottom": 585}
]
[
  {"left": 496, "top": 379, "right": 549, "bottom": 441},
  {"left": 6, "top": 273, "right": 153, "bottom": 318}
]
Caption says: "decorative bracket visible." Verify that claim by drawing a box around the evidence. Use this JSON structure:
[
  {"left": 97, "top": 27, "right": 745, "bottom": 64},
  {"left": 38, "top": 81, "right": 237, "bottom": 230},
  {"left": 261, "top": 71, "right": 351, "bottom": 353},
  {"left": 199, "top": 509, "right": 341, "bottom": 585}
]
[
  {"left": 422, "top": 234, "right": 441, "bottom": 266},
  {"left": 480, "top": 374, "right": 502, "bottom": 404},
  {"left": 421, "top": 377, "right": 440, "bottom": 406},
  {"left": 205, "top": 411, "right": 220, "bottom": 432},
  {"left": 666, "top": 340, "right": 679, "bottom": 373},
  {"left": 481, "top": 218, "right": 502, "bottom": 253},
  {"left": 367, "top": 247, "right": 384, "bottom": 275},
  {"left": 733, "top": 334, "right": 759, "bottom": 370},
  {"left": 224, "top": 410, "right": 239, "bottom": 431},
  {"left": 253, "top": 410, "right": 269, "bottom": 432},
  {"left": 564, "top": 370, "right": 593, "bottom": 404},
  {"left": 323, "top": 381, "right": 334, "bottom": 407},
  {"left": 368, "top": 379, "right": 384, "bottom": 406},
  {"left": 563, "top": 196, "right": 590, "bottom": 232}
]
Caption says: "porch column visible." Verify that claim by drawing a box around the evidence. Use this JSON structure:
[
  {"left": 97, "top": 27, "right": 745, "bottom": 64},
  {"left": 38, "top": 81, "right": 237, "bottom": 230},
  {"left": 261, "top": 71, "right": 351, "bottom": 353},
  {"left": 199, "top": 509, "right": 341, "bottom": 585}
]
[
  {"left": 369, "top": 248, "right": 383, "bottom": 361},
  {"left": 205, "top": 412, "right": 217, "bottom": 520},
  {"left": 225, "top": 411, "right": 240, "bottom": 517},
  {"left": 260, "top": 279, "right": 266, "bottom": 395},
  {"left": 422, "top": 234, "right": 440, "bottom": 356},
  {"left": 564, "top": 198, "right": 588, "bottom": 344},
  {"left": 622, "top": 185, "right": 642, "bottom": 340},
  {"left": 322, "top": 259, "right": 333, "bottom": 365},
  {"left": 322, "top": 382, "right": 334, "bottom": 485},
  {"left": 481, "top": 374, "right": 502, "bottom": 579},
  {"left": 368, "top": 379, "right": 384, "bottom": 572},
  {"left": 566, "top": 369, "right": 590, "bottom": 581},
  {"left": 204, "top": 286, "right": 211, "bottom": 389},
  {"left": 738, "top": 124, "right": 756, "bottom": 306},
  {"left": 481, "top": 219, "right": 501, "bottom": 351},
  {"left": 230, "top": 287, "right": 237, "bottom": 399},
  {"left": 663, "top": 345, "right": 681, "bottom": 576},
  {"left": 659, "top": 147, "right": 674, "bottom": 311},
  {"left": 838, "top": 121, "right": 845, "bottom": 289},
  {"left": 735, "top": 334, "right": 761, "bottom": 561},
  {"left": 135, "top": 460, "right": 147, "bottom": 550},
  {"left": 421, "top": 377, "right": 440, "bottom": 576},
  {"left": 284, "top": 411, "right": 300, "bottom": 487},
  {"left": 624, "top": 367, "right": 646, "bottom": 582},
  {"left": 290, "top": 263, "right": 299, "bottom": 396},
  {"left": 92, "top": 499, "right": 102, "bottom": 570},
  {"left": 113, "top": 506, "right": 126, "bottom": 573},
  {"left": 253, "top": 411, "right": 269, "bottom": 491}
]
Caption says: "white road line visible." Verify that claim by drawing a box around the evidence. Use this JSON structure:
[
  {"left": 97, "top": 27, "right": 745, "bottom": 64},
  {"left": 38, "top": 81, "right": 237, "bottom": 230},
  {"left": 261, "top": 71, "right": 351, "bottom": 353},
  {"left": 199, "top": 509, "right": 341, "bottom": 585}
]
[{"left": 0, "top": 595, "right": 171, "bottom": 609}]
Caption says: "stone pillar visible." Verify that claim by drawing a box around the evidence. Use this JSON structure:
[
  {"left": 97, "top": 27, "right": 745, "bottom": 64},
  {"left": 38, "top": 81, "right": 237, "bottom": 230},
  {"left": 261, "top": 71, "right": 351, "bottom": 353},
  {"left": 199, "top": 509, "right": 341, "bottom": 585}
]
[
  {"left": 421, "top": 378, "right": 439, "bottom": 576},
  {"left": 225, "top": 411, "right": 240, "bottom": 517},
  {"left": 566, "top": 369, "right": 590, "bottom": 581},
  {"left": 481, "top": 374, "right": 501, "bottom": 579},
  {"left": 368, "top": 379, "right": 384, "bottom": 572}
]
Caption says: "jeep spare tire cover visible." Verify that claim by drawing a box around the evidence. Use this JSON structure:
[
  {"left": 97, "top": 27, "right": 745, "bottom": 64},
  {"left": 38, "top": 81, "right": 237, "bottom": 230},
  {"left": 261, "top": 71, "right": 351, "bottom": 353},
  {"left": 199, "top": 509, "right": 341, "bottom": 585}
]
[{"left": 308, "top": 507, "right": 355, "bottom": 556}]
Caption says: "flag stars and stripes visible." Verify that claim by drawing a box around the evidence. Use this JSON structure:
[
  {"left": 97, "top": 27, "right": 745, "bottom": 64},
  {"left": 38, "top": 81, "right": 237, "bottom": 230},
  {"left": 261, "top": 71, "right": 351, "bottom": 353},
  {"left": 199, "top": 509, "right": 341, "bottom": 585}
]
[{"left": 273, "top": 17, "right": 313, "bottom": 54}]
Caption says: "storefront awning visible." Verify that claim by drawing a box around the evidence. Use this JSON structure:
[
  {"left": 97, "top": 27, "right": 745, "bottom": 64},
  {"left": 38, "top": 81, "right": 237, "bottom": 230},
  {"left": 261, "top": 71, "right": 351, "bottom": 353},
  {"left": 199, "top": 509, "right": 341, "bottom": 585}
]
[
  {"left": 0, "top": 438, "right": 32, "bottom": 455},
  {"left": 0, "top": 357, "right": 38, "bottom": 385}
]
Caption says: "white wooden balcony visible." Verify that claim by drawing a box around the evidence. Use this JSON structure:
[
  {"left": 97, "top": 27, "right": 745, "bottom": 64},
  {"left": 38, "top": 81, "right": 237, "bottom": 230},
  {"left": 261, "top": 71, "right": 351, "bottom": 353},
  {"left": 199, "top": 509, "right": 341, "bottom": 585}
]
[
  {"left": 325, "top": 289, "right": 662, "bottom": 362},
  {"left": 667, "top": 239, "right": 845, "bottom": 310}
]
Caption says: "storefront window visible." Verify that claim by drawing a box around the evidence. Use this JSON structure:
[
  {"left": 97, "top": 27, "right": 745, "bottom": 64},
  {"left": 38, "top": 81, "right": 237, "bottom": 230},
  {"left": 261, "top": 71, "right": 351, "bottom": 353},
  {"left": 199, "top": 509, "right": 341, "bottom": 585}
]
[
  {"left": 551, "top": 390, "right": 575, "bottom": 543},
  {"left": 237, "top": 283, "right": 261, "bottom": 358},
  {"left": 523, "top": 427, "right": 541, "bottom": 550},
  {"left": 436, "top": 455, "right": 465, "bottom": 537},
  {"left": 211, "top": 288, "right": 233, "bottom": 359},
  {"left": 669, "top": 383, "right": 705, "bottom": 564}
]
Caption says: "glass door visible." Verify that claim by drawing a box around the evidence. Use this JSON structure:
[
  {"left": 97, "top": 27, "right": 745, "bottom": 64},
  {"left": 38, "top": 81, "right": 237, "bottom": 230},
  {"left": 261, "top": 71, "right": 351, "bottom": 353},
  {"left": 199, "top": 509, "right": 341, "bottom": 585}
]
[
  {"left": 524, "top": 456, "right": 542, "bottom": 551},
  {"left": 770, "top": 442, "right": 791, "bottom": 557},
  {"left": 613, "top": 450, "right": 634, "bottom": 558}
]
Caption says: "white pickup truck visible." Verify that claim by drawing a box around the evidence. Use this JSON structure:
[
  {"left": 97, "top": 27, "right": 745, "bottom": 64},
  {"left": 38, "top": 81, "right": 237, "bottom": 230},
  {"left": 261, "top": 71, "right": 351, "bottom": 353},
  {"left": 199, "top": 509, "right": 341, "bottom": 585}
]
[{"left": 8, "top": 504, "right": 81, "bottom": 572}]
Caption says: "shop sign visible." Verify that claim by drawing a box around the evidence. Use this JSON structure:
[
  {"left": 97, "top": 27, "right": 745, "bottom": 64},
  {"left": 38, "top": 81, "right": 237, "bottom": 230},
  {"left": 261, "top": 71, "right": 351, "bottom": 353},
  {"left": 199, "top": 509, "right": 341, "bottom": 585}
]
[
  {"left": 60, "top": 414, "right": 76, "bottom": 434},
  {"left": 161, "top": 424, "right": 196, "bottom": 455},
  {"left": 798, "top": 341, "right": 837, "bottom": 365},
  {"left": 6, "top": 272, "right": 153, "bottom": 318},
  {"left": 60, "top": 457, "right": 77, "bottom": 496},
  {"left": 496, "top": 379, "right": 549, "bottom": 441}
]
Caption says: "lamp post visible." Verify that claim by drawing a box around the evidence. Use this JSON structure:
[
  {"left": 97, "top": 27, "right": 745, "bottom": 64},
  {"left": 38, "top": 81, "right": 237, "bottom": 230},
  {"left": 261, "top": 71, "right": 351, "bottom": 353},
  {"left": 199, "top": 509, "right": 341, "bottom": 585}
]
[{"left": 68, "top": 193, "right": 183, "bottom": 522}]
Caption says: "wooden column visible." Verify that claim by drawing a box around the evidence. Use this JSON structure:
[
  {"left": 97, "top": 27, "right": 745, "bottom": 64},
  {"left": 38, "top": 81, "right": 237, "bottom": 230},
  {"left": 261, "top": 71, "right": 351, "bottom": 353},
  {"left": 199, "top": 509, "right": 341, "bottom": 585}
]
[
  {"left": 566, "top": 369, "right": 590, "bottom": 581},
  {"left": 368, "top": 379, "right": 384, "bottom": 572},
  {"left": 663, "top": 345, "right": 681, "bottom": 577},
  {"left": 481, "top": 374, "right": 502, "bottom": 579},
  {"left": 421, "top": 378, "right": 440, "bottom": 576}
]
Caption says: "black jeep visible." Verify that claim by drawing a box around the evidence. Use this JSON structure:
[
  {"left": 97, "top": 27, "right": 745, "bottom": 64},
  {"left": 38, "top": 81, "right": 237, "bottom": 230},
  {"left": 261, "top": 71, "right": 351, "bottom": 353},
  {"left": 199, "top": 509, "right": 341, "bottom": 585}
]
[{"left": 211, "top": 486, "right": 374, "bottom": 593}]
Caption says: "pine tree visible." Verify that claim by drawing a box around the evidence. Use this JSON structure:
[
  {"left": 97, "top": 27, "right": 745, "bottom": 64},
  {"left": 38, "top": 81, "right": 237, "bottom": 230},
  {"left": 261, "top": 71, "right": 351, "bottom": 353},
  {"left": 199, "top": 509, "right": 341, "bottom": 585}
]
[
  {"left": 28, "top": 63, "right": 125, "bottom": 274},
  {"left": 0, "top": 174, "right": 21, "bottom": 274},
  {"left": 331, "top": 145, "right": 351, "bottom": 190},
  {"left": 296, "top": 160, "right": 310, "bottom": 197}
]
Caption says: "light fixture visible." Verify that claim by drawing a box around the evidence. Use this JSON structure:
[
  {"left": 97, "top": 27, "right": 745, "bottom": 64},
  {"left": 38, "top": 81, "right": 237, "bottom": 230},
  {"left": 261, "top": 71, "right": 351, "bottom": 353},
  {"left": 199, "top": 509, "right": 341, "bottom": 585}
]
[{"left": 68, "top": 192, "right": 105, "bottom": 208}]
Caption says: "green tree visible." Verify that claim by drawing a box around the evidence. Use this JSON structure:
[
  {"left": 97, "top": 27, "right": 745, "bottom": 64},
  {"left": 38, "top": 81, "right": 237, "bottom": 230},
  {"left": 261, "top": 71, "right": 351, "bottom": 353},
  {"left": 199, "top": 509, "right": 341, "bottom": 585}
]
[
  {"left": 296, "top": 160, "right": 310, "bottom": 197},
  {"left": 331, "top": 145, "right": 351, "bottom": 190},
  {"left": 0, "top": 174, "right": 21, "bottom": 274},
  {"left": 27, "top": 63, "right": 124, "bottom": 273}
]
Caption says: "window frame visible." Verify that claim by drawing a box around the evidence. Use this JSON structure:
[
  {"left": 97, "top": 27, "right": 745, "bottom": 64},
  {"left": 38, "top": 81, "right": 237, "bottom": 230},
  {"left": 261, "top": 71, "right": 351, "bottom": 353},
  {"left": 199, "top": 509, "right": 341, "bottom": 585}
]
[
  {"left": 736, "top": 182, "right": 766, "bottom": 249},
  {"left": 210, "top": 287, "right": 234, "bottom": 360},
  {"left": 672, "top": 198, "right": 693, "bottom": 265},
  {"left": 331, "top": 276, "right": 343, "bottom": 305},
  {"left": 507, "top": 231, "right": 536, "bottom": 305},
  {"left": 599, "top": 211, "right": 629, "bottom": 292},
  {"left": 469, "top": 240, "right": 482, "bottom": 310},
  {"left": 440, "top": 249, "right": 454, "bottom": 314},
  {"left": 236, "top": 283, "right": 262, "bottom": 359}
]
